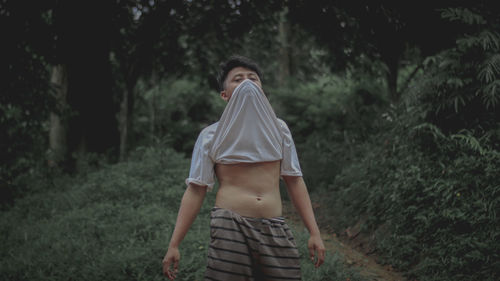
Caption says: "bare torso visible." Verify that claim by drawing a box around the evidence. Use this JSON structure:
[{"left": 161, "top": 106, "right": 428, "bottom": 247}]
[{"left": 214, "top": 160, "right": 282, "bottom": 218}]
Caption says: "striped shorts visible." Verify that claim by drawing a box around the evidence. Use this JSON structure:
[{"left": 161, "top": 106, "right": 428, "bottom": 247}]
[{"left": 204, "top": 207, "right": 301, "bottom": 281}]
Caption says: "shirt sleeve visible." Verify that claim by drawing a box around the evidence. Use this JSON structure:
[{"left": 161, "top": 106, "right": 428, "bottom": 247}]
[
  {"left": 185, "top": 126, "right": 216, "bottom": 191},
  {"left": 279, "top": 119, "right": 303, "bottom": 177}
]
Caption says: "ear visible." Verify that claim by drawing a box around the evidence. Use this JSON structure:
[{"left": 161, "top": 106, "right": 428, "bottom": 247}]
[{"left": 220, "top": 90, "right": 229, "bottom": 102}]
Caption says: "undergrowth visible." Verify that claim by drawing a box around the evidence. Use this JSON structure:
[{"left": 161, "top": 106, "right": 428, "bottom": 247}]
[
  {"left": 0, "top": 146, "right": 360, "bottom": 281},
  {"left": 313, "top": 8, "right": 500, "bottom": 281},
  {"left": 327, "top": 125, "right": 499, "bottom": 281}
]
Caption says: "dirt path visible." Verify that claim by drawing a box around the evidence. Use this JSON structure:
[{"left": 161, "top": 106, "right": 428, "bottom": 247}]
[{"left": 283, "top": 202, "right": 406, "bottom": 281}]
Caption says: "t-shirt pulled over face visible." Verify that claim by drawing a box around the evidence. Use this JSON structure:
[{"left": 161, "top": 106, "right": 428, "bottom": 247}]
[{"left": 186, "top": 79, "right": 302, "bottom": 190}]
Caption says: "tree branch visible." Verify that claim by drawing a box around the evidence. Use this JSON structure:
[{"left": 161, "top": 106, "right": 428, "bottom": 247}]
[{"left": 400, "top": 63, "right": 423, "bottom": 95}]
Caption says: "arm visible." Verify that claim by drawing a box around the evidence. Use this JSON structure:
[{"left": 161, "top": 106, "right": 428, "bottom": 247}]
[
  {"left": 162, "top": 183, "right": 207, "bottom": 280},
  {"left": 283, "top": 176, "right": 326, "bottom": 268}
]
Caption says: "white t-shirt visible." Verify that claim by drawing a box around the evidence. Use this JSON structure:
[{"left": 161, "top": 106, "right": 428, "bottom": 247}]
[{"left": 185, "top": 79, "right": 302, "bottom": 191}]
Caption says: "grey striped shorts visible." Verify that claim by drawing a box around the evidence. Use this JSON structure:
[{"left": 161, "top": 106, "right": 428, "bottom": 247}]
[{"left": 204, "top": 207, "right": 301, "bottom": 281}]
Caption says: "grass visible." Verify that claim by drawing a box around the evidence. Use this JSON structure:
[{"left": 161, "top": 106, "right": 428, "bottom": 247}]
[
  {"left": 292, "top": 224, "right": 362, "bottom": 281},
  {"left": 0, "top": 147, "right": 361, "bottom": 281}
]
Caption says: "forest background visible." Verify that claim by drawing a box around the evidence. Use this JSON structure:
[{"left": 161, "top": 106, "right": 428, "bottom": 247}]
[{"left": 1, "top": 0, "right": 499, "bottom": 280}]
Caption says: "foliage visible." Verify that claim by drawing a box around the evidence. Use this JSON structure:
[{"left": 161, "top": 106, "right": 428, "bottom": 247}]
[
  {"left": 287, "top": 1, "right": 465, "bottom": 101},
  {"left": 0, "top": 146, "right": 360, "bottom": 281},
  {"left": 2, "top": 0, "right": 286, "bottom": 181},
  {"left": 3, "top": 2, "right": 500, "bottom": 281},
  {"left": 0, "top": 1, "right": 55, "bottom": 205},
  {"left": 270, "top": 72, "right": 387, "bottom": 190},
  {"left": 132, "top": 77, "right": 225, "bottom": 155},
  {"left": 330, "top": 122, "right": 499, "bottom": 280},
  {"left": 0, "top": 147, "right": 205, "bottom": 280},
  {"left": 415, "top": 8, "right": 500, "bottom": 134},
  {"left": 292, "top": 227, "right": 363, "bottom": 281},
  {"left": 175, "top": 0, "right": 284, "bottom": 84},
  {"left": 317, "top": 7, "right": 500, "bottom": 281}
]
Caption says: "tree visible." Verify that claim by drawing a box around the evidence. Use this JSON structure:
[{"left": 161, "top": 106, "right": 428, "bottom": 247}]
[
  {"left": 110, "top": 0, "right": 188, "bottom": 160},
  {"left": 1, "top": 0, "right": 56, "bottom": 201},
  {"left": 50, "top": 0, "right": 119, "bottom": 167},
  {"left": 288, "top": 1, "right": 463, "bottom": 102},
  {"left": 111, "top": 0, "right": 286, "bottom": 159}
]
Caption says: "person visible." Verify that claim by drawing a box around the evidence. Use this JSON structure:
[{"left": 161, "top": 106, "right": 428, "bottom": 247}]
[{"left": 162, "top": 55, "right": 325, "bottom": 280}]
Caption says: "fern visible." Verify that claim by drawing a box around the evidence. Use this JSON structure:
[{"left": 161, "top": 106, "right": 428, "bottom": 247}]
[
  {"left": 440, "top": 8, "right": 486, "bottom": 25},
  {"left": 412, "top": 123, "right": 446, "bottom": 139},
  {"left": 451, "top": 130, "right": 486, "bottom": 155},
  {"left": 422, "top": 55, "right": 437, "bottom": 67},
  {"left": 424, "top": 7, "right": 500, "bottom": 123},
  {"left": 480, "top": 79, "right": 500, "bottom": 109},
  {"left": 446, "top": 77, "right": 465, "bottom": 88},
  {"left": 479, "top": 30, "right": 500, "bottom": 51},
  {"left": 457, "top": 31, "right": 500, "bottom": 51},
  {"left": 477, "top": 54, "right": 500, "bottom": 109},
  {"left": 438, "top": 55, "right": 460, "bottom": 69},
  {"left": 478, "top": 54, "right": 500, "bottom": 83}
]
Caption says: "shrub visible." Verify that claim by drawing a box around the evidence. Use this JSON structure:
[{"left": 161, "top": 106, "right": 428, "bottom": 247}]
[
  {"left": 319, "top": 8, "right": 500, "bottom": 281},
  {"left": 133, "top": 77, "right": 225, "bottom": 155},
  {"left": 0, "top": 146, "right": 362, "bottom": 281}
]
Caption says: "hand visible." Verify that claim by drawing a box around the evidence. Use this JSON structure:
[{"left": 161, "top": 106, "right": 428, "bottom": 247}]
[
  {"left": 162, "top": 247, "right": 180, "bottom": 280},
  {"left": 308, "top": 234, "right": 326, "bottom": 268}
]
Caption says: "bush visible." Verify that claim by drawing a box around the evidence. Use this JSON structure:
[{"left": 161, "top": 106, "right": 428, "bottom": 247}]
[
  {"left": 133, "top": 77, "right": 226, "bottom": 155},
  {"left": 270, "top": 73, "right": 387, "bottom": 191},
  {"left": 318, "top": 8, "right": 500, "bottom": 281},
  {"left": 0, "top": 147, "right": 210, "bottom": 280},
  {"left": 0, "top": 146, "right": 362, "bottom": 281}
]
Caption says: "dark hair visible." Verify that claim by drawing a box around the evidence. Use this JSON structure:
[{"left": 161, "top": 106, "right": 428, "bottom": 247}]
[{"left": 217, "top": 55, "right": 263, "bottom": 91}]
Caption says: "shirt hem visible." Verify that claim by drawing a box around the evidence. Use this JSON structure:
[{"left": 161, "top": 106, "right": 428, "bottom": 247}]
[
  {"left": 185, "top": 178, "right": 214, "bottom": 192},
  {"left": 280, "top": 171, "right": 303, "bottom": 177}
]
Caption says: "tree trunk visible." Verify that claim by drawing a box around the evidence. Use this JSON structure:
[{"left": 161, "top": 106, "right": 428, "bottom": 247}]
[
  {"left": 385, "top": 57, "right": 399, "bottom": 103},
  {"left": 119, "top": 87, "right": 128, "bottom": 161},
  {"left": 379, "top": 38, "right": 402, "bottom": 104},
  {"left": 277, "top": 9, "right": 291, "bottom": 86},
  {"left": 119, "top": 80, "right": 136, "bottom": 161},
  {"left": 48, "top": 64, "right": 68, "bottom": 167},
  {"left": 148, "top": 71, "right": 159, "bottom": 143},
  {"left": 56, "top": 0, "right": 119, "bottom": 170}
]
